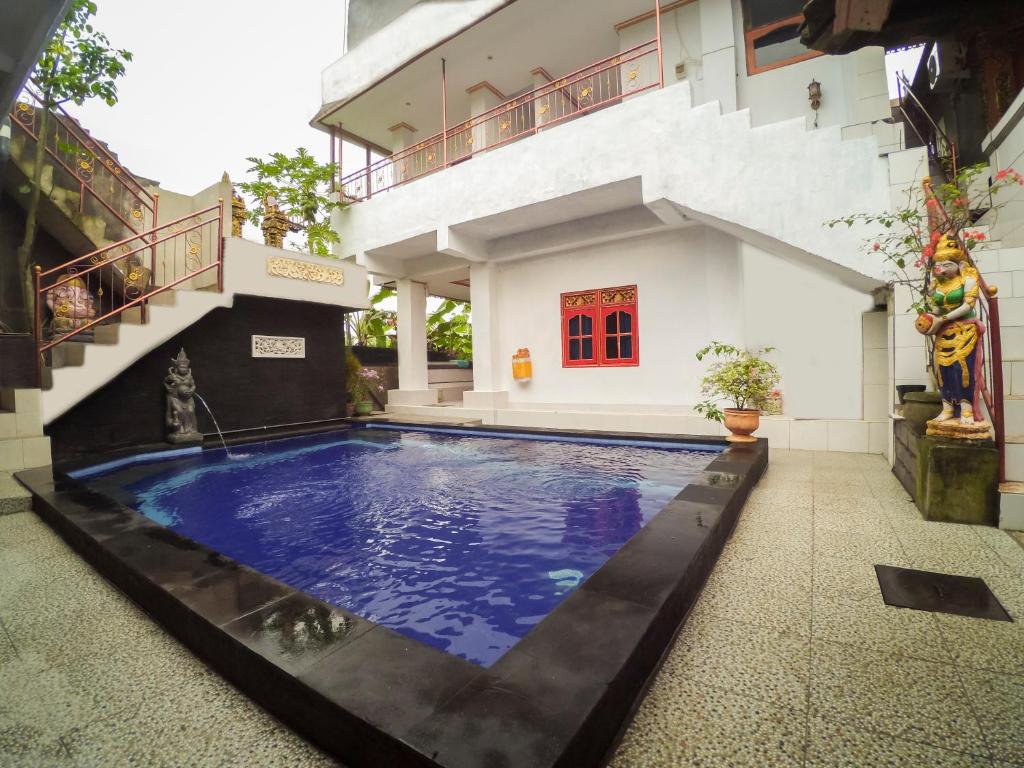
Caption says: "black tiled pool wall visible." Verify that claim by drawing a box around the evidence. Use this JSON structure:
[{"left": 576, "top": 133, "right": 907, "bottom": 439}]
[{"left": 17, "top": 423, "right": 767, "bottom": 768}]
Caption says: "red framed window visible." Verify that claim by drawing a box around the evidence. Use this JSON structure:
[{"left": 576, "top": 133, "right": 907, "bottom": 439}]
[
  {"left": 741, "top": 0, "right": 821, "bottom": 75},
  {"left": 561, "top": 285, "right": 638, "bottom": 368}
]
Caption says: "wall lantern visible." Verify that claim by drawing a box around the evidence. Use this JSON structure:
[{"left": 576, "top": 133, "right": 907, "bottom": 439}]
[{"left": 808, "top": 79, "right": 822, "bottom": 127}]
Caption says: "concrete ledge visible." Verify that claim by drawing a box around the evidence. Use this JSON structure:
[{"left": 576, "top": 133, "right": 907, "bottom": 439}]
[
  {"left": 386, "top": 389, "right": 440, "bottom": 406},
  {"left": 462, "top": 390, "right": 509, "bottom": 409}
]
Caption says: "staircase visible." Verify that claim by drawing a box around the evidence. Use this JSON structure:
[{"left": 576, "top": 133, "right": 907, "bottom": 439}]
[{"left": 4, "top": 90, "right": 231, "bottom": 429}]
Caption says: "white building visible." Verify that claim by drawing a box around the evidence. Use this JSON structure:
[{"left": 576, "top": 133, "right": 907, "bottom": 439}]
[{"left": 315, "top": 0, "right": 919, "bottom": 454}]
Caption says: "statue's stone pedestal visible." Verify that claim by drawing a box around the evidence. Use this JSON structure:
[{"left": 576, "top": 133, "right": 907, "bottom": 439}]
[
  {"left": 167, "top": 432, "right": 203, "bottom": 445},
  {"left": 915, "top": 435, "right": 998, "bottom": 526}
]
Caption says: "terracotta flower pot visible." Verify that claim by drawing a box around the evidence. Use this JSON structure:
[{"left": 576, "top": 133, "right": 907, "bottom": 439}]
[{"left": 723, "top": 408, "right": 759, "bottom": 443}]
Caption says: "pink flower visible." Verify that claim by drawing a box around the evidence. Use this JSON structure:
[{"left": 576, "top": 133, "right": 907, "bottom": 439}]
[
  {"left": 923, "top": 245, "right": 935, "bottom": 259},
  {"left": 872, "top": 242, "right": 881, "bottom": 251},
  {"left": 914, "top": 255, "right": 928, "bottom": 268},
  {"left": 997, "top": 169, "right": 1009, "bottom": 181}
]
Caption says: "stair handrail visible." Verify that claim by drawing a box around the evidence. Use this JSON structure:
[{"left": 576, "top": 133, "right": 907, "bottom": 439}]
[
  {"left": 34, "top": 201, "right": 224, "bottom": 380},
  {"left": 896, "top": 71, "right": 958, "bottom": 178},
  {"left": 10, "top": 83, "right": 158, "bottom": 235}
]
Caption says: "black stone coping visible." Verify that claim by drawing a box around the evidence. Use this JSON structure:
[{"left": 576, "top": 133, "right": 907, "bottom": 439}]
[{"left": 16, "top": 424, "right": 767, "bottom": 768}]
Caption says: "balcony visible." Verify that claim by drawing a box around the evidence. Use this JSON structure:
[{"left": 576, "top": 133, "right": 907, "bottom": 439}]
[
  {"left": 338, "top": 39, "right": 661, "bottom": 201},
  {"left": 317, "top": 0, "right": 680, "bottom": 204}
]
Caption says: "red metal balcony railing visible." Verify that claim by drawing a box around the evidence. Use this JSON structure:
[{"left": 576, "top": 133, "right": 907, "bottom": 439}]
[
  {"left": 10, "top": 83, "right": 159, "bottom": 240},
  {"left": 34, "top": 203, "right": 224, "bottom": 374},
  {"left": 340, "top": 40, "right": 661, "bottom": 201}
]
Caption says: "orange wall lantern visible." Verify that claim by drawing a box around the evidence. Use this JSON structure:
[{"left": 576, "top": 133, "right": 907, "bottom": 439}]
[{"left": 512, "top": 348, "right": 532, "bottom": 382}]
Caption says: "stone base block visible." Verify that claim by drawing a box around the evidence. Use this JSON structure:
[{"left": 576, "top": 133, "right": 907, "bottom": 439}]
[
  {"left": 462, "top": 390, "right": 509, "bottom": 410},
  {"left": 386, "top": 389, "right": 440, "bottom": 407},
  {"left": 916, "top": 435, "right": 999, "bottom": 525}
]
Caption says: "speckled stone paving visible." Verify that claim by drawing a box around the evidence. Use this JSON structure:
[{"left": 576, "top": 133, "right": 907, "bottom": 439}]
[
  {"left": 613, "top": 449, "right": 1024, "bottom": 768},
  {"left": 2, "top": 450, "right": 1023, "bottom": 767}
]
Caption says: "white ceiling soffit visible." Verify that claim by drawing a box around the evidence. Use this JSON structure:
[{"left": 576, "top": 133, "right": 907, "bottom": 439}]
[{"left": 321, "top": 0, "right": 511, "bottom": 112}]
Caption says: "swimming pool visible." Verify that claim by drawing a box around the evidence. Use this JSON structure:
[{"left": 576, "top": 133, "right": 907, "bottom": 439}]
[{"left": 82, "top": 425, "right": 720, "bottom": 666}]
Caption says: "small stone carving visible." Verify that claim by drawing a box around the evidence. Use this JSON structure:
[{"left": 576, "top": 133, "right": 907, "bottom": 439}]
[
  {"left": 164, "top": 348, "right": 202, "bottom": 444},
  {"left": 266, "top": 256, "right": 344, "bottom": 286},
  {"left": 252, "top": 335, "right": 305, "bottom": 358}
]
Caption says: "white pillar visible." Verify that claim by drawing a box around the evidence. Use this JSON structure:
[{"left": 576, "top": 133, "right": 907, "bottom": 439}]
[
  {"left": 699, "top": 0, "right": 737, "bottom": 113},
  {"left": 388, "top": 122, "right": 417, "bottom": 183},
  {"left": 389, "top": 278, "right": 438, "bottom": 406},
  {"left": 466, "top": 82, "right": 504, "bottom": 154},
  {"left": 463, "top": 262, "right": 509, "bottom": 410}
]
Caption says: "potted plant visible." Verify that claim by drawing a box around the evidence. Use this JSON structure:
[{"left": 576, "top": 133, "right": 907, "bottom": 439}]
[
  {"left": 353, "top": 368, "right": 381, "bottom": 416},
  {"left": 694, "top": 341, "right": 780, "bottom": 443}
]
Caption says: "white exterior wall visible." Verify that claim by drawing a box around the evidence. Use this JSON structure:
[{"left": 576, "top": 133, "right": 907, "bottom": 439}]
[
  {"left": 488, "top": 228, "right": 869, "bottom": 418},
  {"left": 739, "top": 242, "right": 873, "bottom": 419},
  {"left": 983, "top": 88, "right": 1024, "bottom": 248}
]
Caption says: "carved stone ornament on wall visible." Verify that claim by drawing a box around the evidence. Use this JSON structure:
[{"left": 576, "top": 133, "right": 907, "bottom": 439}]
[
  {"left": 251, "top": 335, "right": 306, "bottom": 359},
  {"left": 266, "top": 256, "right": 344, "bottom": 286}
]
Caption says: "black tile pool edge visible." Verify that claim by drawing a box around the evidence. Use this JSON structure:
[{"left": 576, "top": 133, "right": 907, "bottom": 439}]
[{"left": 16, "top": 425, "right": 767, "bottom": 768}]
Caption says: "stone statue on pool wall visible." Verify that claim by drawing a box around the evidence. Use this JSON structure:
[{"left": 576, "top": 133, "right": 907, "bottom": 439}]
[{"left": 165, "top": 348, "right": 202, "bottom": 444}]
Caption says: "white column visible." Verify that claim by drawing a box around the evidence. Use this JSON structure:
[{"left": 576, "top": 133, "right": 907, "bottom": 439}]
[
  {"left": 699, "top": 0, "right": 737, "bottom": 112},
  {"left": 463, "top": 262, "right": 509, "bottom": 410},
  {"left": 389, "top": 278, "right": 437, "bottom": 406},
  {"left": 466, "top": 82, "right": 504, "bottom": 154},
  {"left": 388, "top": 122, "right": 417, "bottom": 183}
]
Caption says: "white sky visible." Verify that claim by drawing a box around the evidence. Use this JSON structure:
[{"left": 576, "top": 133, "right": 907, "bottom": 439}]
[{"left": 68, "top": 0, "right": 350, "bottom": 195}]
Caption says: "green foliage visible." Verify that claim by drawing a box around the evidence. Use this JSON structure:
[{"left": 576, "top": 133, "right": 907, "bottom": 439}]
[
  {"left": 237, "top": 148, "right": 341, "bottom": 256},
  {"left": 344, "top": 348, "right": 362, "bottom": 401},
  {"left": 346, "top": 286, "right": 397, "bottom": 347},
  {"left": 32, "top": 0, "right": 133, "bottom": 109},
  {"left": 427, "top": 298, "right": 472, "bottom": 359},
  {"left": 826, "top": 163, "right": 1023, "bottom": 314},
  {"left": 694, "top": 342, "right": 780, "bottom": 421},
  {"left": 345, "top": 287, "right": 473, "bottom": 360}
]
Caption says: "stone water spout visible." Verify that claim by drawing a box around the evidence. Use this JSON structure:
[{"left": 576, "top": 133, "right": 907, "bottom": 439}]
[{"left": 164, "top": 348, "right": 202, "bottom": 444}]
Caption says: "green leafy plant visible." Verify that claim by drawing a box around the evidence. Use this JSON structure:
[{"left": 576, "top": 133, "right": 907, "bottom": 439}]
[
  {"left": 427, "top": 298, "right": 472, "bottom": 359},
  {"left": 8, "top": 0, "right": 132, "bottom": 332},
  {"left": 694, "top": 341, "right": 780, "bottom": 422},
  {"left": 827, "top": 163, "right": 1023, "bottom": 315},
  {"left": 237, "top": 148, "right": 341, "bottom": 256},
  {"left": 345, "top": 348, "right": 362, "bottom": 402},
  {"left": 344, "top": 287, "right": 472, "bottom": 359}
]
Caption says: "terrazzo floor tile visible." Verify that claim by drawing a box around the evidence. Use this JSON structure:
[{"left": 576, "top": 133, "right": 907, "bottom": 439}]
[
  {"left": 0, "top": 524, "right": 75, "bottom": 567},
  {"left": 611, "top": 673, "right": 807, "bottom": 768},
  {"left": 746, "top": 487, "right": 815, "bottom": 509},
  {"left": 694, "top": 570, "right": 813, "bottom": 638},
  {"left": 664, "top": 610, "right": 810, "bottom": 711},
  {"left": 933, "top": 613, "right": 1024, "bottom": 677},
  {"left": 813, "top": 526, "right": 907, "bottom": 563},
  {"left": 810, "top": 640, "right": 987, "bottom": 756},
  {"left": 972, "top": 526, "right": 1024, "bottom": 573},
  {"left": 0, "top": 511, "right": 55, "bottom": 547},
  {"left": 958, "top": 671, "right": 1024, "bottom": 765},
  {"left": 959, "top": 669, "right": 1024, "bottom": 764},
  {"left": 811, "top": 596, "right": 951, "bottom": 663},
  {"left": 806, "top": 716, "right": 992, "bottom": 768},
  {"left": 811, "top": 553, "right": 904, "bottom": 604}
]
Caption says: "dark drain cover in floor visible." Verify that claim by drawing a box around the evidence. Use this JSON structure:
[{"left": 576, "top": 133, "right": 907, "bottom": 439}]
[{"left": 874, "top": 565, "right": 1012, "bottom": 622}]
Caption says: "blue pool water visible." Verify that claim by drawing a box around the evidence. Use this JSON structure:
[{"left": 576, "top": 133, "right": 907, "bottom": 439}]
[{"left": 84, "top": 427, "right": 719, "bottom": 666}]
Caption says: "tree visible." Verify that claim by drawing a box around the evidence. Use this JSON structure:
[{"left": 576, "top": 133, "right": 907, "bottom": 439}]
[
  {"left": 10, "top": 0, "right": 132, "bottom": 331},
  {"left": 237, "top": 148, "right": 340, "bottom": 256},
  {"left": 344, "top": 287, "right": 473, "bottom": 360},
  {"left": 427, "top": 298, "right": 472, "bottom": 359}
]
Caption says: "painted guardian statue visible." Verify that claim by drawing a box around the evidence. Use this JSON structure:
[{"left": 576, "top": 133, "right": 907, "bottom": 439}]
[
  {"left": 164, "top": 348, "right": 202, "bottom": 444},
  {"left": 914, "top": 233, "right": 992, "bottom": 439}
]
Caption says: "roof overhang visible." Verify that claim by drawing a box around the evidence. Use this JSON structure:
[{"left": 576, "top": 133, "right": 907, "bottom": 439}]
[{"left": 0, "top": 0, "right": 70, "bottom": 116}]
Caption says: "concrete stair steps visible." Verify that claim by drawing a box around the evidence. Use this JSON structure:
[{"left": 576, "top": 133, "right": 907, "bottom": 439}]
[{"left": 999, "top": 482, "right": 1024, "bottom": 530}]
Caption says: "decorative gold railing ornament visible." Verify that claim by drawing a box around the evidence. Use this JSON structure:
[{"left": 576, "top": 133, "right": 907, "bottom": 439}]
[
  {"left": 261, "top": 195, "right": 290, "bottom": 248},
  {"left": 231, "top": 189, "right": 246, "bottom": 237}
]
